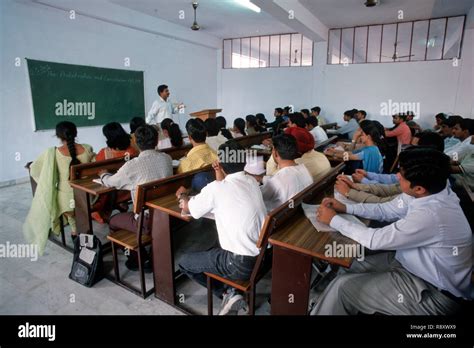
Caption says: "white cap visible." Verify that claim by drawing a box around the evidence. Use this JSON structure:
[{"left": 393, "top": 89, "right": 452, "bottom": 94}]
[{"left": 245, "top": 156, "right": 266, "bottom": 176}]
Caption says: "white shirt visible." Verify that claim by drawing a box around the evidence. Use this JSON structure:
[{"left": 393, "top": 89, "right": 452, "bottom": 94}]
[
  {"left": 445, "top": 136, "right": 474, "bottom": 161},
  {"left": 330, "top": 186, "right": 472, "bottom": 299},
  {"left": 310, "top": 126, "right": 329, "bottom": 145},
  {"left": 188, "top": 172, "right": 267, "bottom": 256},
  {"left": 261, "top": 164, "right": 313, "bottom": 212},
  {"left": 206, "top": 134, "right": 228, "bottom": 152},
  {"left": 146, "top": 96, "right": 178, "bottom": 125}
]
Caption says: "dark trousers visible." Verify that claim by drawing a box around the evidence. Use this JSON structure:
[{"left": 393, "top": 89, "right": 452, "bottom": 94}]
[
  {"left": 109, "top": 212, "right": 151, "bottom": 234},
  {"left": 109, "top": 212, "right": 151, "bottom": 263},
  {"left": 178, "top": 247, "right": 256, "bottom": 298}
]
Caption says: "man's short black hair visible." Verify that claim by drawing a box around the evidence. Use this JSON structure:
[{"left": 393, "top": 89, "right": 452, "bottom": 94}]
[
  {"left": 135, "top": 125, "right": 158, "bottom": 151},
  {"left": 157, "top": 84, "right": 168, "bottom": 95},
  {"left": 306, "top": 116, "right": 318, "bottom": 127},
  {"left": 417, "top": 131, "right": 445, "bottom": 152},
  {"left": 394, "top": 113, "right": 408, "bottom": 121},
  {"left": 186, "top": 118, "right": 207, "bottom": 143},
  {"left": 275, "top": 107, "right": 284, "bottom": 114},
  {"left": 217, "top": 140, "right": 246, "bottom": 174},
  {"left": 311, "top": 106, "right": 321, "bottom": 114},
  {"left": 359, "top": 110, "right": 367, "bottom": 117},
  {"left": 204, "top": 118, "right": 219, "bottom": 137},
  {"left": 435, "top": 113, "right": 447, "bottom": 121},
  {"left": 272, "top": 134, "right": 298, "bottom": 160},
  {"left": 399, "top": 148, "right": 450, "bottom": 194},
  {"left": 215, "top": 116, "right": 227, "bottom": 129},
  {"left": 289, "top": 113, "right": 306, "bottom": 128},
  {"left": 460, "top": 118, "right": 474, "bottom": 135},
  {"left": 129, "top": 116, "right": 146, "bottom": 134},
  {"left": 344, "top": 109, "right": 357, "bottom": 118},
  {"left": 301, "top": 109, "right": 310, "bottom": 116},
  {"left": 448, "top": 115, "right": 463, "bottom": 127}
]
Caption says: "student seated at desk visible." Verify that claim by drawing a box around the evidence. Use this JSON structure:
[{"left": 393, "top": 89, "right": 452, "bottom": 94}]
[
  {"left": 311, "top": 106, "right": 326, "bottom": 126},
  {"left": 96, "top": 122, "right": 138, "bottom": 161},
  {"left": 245, "top": 114, "right": 265, "bottom": 135},
  {"left": 313, "top": 148, "right": 472, "bottom": 315},
  {"left": 215, "top": 116, "right": 234, "bottom": 140},
  {"left": 177, "top": 119, "right": 218, "bottom": 174},
  {"left": 325, "top": 120, "right": 384, "bottom": 173},
  {"left": 450, "top": 136, "right": 474, "bottom": 191},
  {"left": 445, "top": 117, "right": 474, "bottom": 162},
  {"left": 306, "top": 116, "right": 328, "bottom": 145},
  {"left": 24, "top": 121, "right": 95, "bottom": 245},
  {"left": 204, "top": 118, "right": 227, "bottom": 152},
  {"left": 355, "top": 110, "right": 367, "bottom": 123},
  {"left": 266, "top": 113, "right": 331, "bottom": 180},
  {"left": 266, "top": 107, "right": 285, "bottom": 131},
  {"left": 176, "top": 141, "right": 267, "bottom": 315},
  {"left": 433, "top": 112, "right": 447, "bottom": 131},
  {"left": 99, "top": 125, "right": 173, "bottom": 270},
  {"left": 157, "top": 118, "right": 184, "bottom": 149},
  {"left": 384, "top": 113, "right": 412, "bottom": 147},
  {"left": 326, "top": 109, "right": 359, "bottom": 139},
  {"left": 260, "top": 134, "right": 313, "bottom": 212},
  {"left": 129, "top": 117, "right": 146, "bottom": 152},
  {"left": 230, "top": 117, "right": 247, "bottom": 138},
  {"left": 93, "top": 122, "right": 139, "bottom": 223},
  {"left": 440, "top": 116, "right": 462, "bottom": 151},
  {"left": 256, "top": 113, "right": 268, "bottom": 131}
]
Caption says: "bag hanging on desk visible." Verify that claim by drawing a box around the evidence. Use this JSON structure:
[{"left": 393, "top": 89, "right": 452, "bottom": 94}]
[{"left": 69, "top": 234, "right": 104, "bottom": 287}]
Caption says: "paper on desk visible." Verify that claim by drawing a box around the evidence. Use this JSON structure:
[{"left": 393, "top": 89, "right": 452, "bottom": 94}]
[
  {"left": 301, "top": 203, "right": 365, "bottom": 232},
  {"left": 92, "top": 179, "right": 102, "bottom": 185},
  {"left": 251, "top": 144, "right": 270, "bottom": 151}
]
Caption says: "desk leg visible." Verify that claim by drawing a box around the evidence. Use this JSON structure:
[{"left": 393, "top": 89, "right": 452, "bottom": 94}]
[
  {"left": 271, "top": 245, "right": 312, "bottom": 315},
  {"left": 151, "top": 210, "right": 176, "bottom": 305},
  {"left": 73, "top": 189, "right": 92, "bottom": 235}
]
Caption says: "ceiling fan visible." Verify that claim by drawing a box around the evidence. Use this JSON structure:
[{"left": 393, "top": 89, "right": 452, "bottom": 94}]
[
  {"left": 382, "top": 41, "right": 414, "bottom": 61},
  {"left": 191, "top": 1, "right": 200, "bottom": 31}
]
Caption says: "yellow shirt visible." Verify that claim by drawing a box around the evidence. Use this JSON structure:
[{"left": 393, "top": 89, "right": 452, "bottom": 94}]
[{"left": 177, "top": 143, "right": 218, "bottom": 173}]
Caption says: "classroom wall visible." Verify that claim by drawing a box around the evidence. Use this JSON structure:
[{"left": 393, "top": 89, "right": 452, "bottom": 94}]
[
  {"left": 0, "top": 0, "right": 218, "bottom": 185},
  {"left": 218, "top": 29, "right": 474, "bottom": 129}
]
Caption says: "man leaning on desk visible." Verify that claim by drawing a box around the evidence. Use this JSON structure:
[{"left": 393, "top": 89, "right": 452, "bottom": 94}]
[
  {"left": 313, "top": 147, "right": 472, "bottom": 315},
  {"left": 146, "top": 84, "right": 185, "bottom": 125}
]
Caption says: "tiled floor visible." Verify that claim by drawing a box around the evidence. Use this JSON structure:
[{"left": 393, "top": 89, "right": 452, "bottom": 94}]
[{"left": 0, "top": 183, "right": 280, "bottom": 315}]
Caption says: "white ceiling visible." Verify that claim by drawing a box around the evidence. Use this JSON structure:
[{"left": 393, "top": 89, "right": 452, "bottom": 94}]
[
  {"left": 299, "top": 0, "right": 474, "bottom": 28},
  {"left": 109, "top": 0, "right": 293, "bottom": 39}
]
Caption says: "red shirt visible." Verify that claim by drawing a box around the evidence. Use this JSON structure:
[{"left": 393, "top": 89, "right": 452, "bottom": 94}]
[
  {"left": 385, "top": 122, "right": 412, "bottom": 145},
  {"left": 95, "top": 146, "right": 138, "bottom": 161}
]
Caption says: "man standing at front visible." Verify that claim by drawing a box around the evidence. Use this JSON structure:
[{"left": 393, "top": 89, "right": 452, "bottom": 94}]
[{"left": 146, "top": 84, "right": 184, "bottom": 125}]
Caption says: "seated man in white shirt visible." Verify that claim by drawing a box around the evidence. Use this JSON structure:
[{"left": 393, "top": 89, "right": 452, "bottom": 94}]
[
  {"left": 445, "top": 117, "right": 474, "bottom": 162},
  {"left": 176, "top": 141, "right": 267, "bottom": 315},
  {"left": 260, "top": 134, "right": 313, "bottom": 212},
  {"left": 306, "top": 115, "right": 328, "bottom": 145},
  {"left": 313, "top": 147, "right": 472, "bottom": 315},
  {"left": 99, "top": 125, "right": 173, "bottom": 271}
]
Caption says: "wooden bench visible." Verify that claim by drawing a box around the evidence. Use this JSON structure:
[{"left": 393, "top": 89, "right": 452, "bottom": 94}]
[
  {"left": 137, "top": 166, "right": 214, "bottom": 306},
  {"left": 204, "top": 163, "right": 347, "bottom": 315},
  {"left": 69, "top": 156, "right": 132, "bottom": 236},
  {"left": 106, "top": 177, "right": 154, "bottom": 298},
  {"left": 268, "top": 162, "right": 361, "bottom": 315}
]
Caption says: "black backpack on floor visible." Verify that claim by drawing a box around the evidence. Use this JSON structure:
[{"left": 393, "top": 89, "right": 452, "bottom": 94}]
[{"left": 69, "top": 234, "right": 104, "bottom": 287}]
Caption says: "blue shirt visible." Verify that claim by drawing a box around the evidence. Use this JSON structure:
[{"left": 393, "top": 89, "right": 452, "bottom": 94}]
[
  {"left": 328, "top": 118, "right": 359, "bottom": 139},
  {"left": 361, "top": 172, "right": 399, "bottom": 185},
  {"left": 353, "top": 146, "right": 383, "bottom": 173},
  {"left": 444, "top": 136, "right": 461, "bottom": 151}
]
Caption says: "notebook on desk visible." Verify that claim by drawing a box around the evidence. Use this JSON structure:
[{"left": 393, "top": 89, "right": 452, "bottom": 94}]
[{"left": 302, "top": 203, "right": 365, "bottom": 232}]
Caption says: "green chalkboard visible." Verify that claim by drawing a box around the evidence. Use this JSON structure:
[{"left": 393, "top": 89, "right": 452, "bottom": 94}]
[{"left": 27, "top": 59, "right": 145, "bottom": 130}]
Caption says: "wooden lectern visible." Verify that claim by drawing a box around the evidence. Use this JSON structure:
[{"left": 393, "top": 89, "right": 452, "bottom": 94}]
[{"left": 190, "top": 109, "right": 222, "bottom": 121}]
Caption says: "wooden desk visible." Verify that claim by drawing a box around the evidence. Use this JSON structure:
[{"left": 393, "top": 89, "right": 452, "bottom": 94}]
[
  {"left": 321, "top": 122, "right": 337, "bottom": 131},
  {"left": 146, "top": 193, "right": 192, "bottom": 222},
  {"left": 269, "top": 212, "right": 358, "bottom": 315}
]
